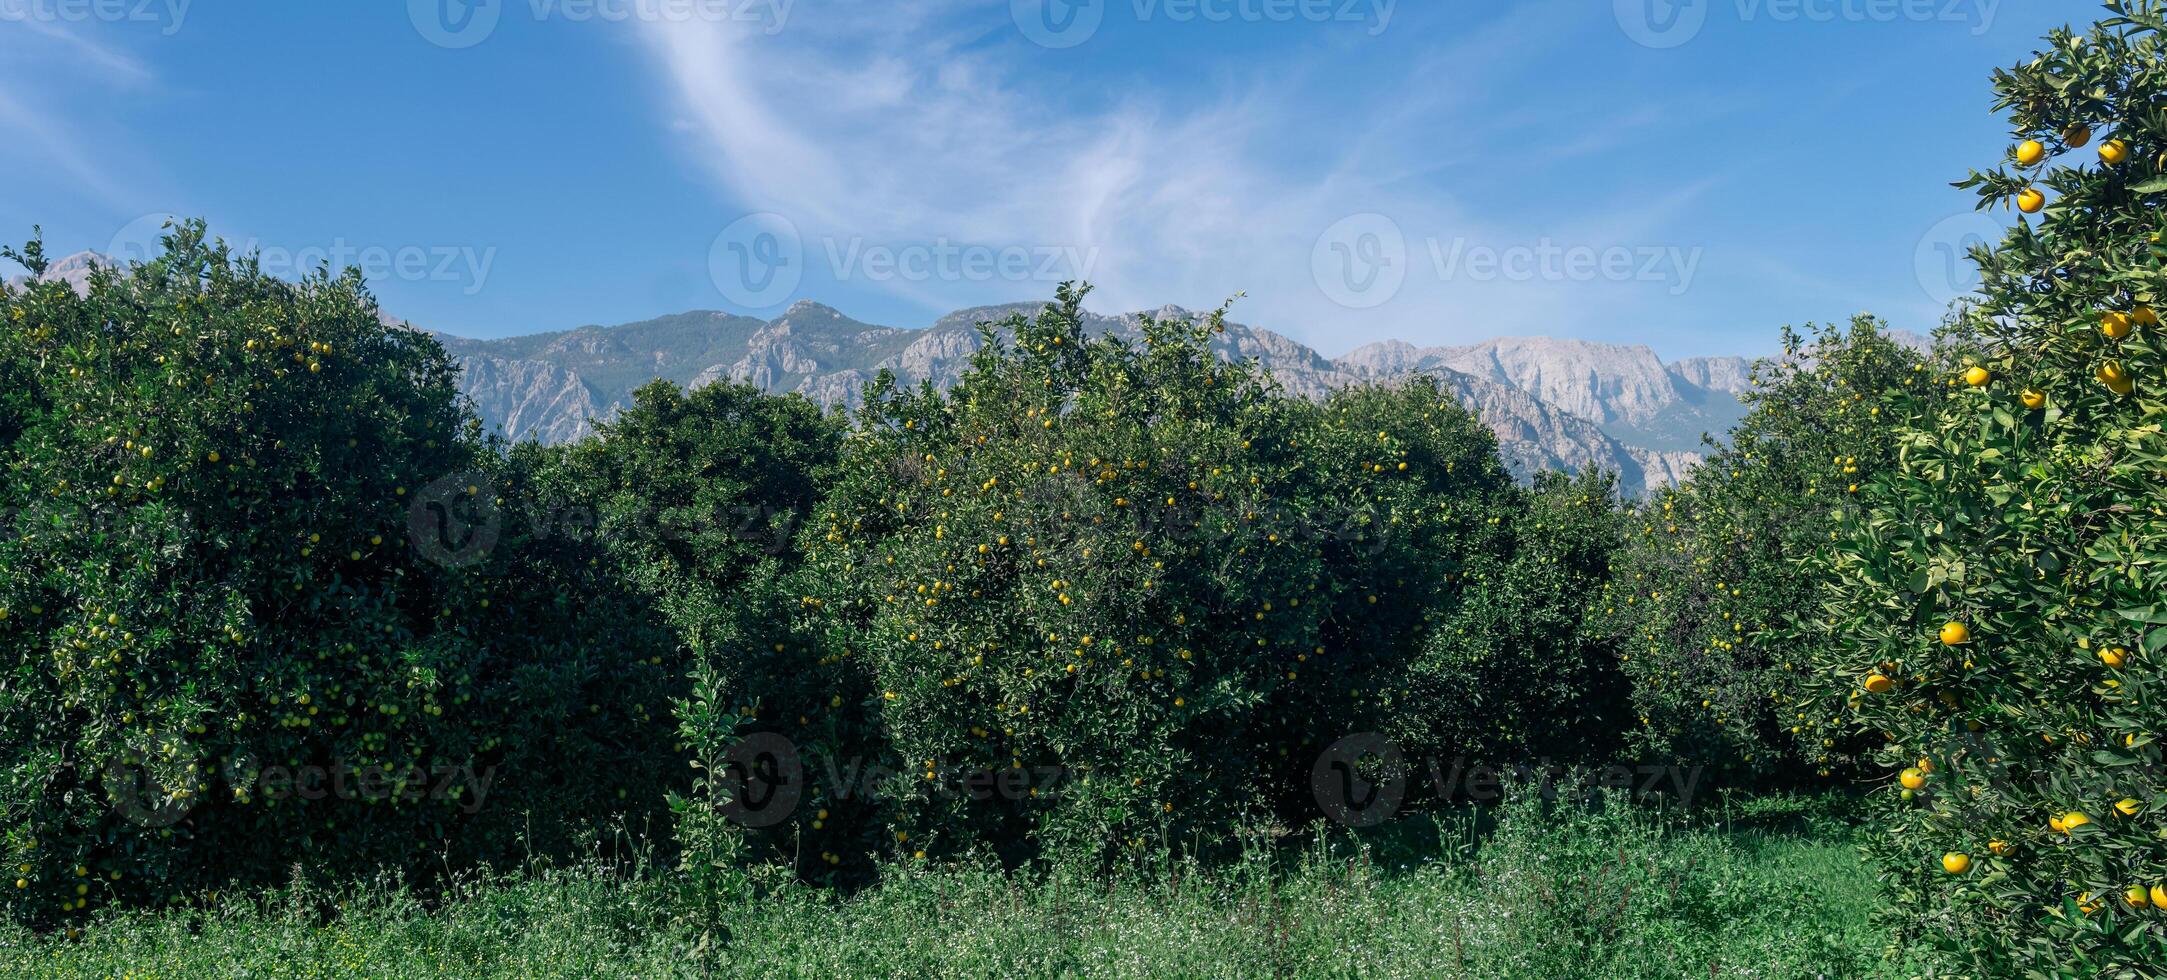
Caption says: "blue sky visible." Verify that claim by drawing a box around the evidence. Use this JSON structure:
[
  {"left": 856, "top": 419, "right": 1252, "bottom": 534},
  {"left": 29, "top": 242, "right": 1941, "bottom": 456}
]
[{"left": 0, "top": 0, "right": 2081, "bottom": 359}]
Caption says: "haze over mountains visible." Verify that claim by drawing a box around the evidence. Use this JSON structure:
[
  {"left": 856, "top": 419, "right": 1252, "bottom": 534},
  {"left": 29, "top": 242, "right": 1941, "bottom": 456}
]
[{"left": 434, "top": 299, "right": 1764, "bottom": 496}]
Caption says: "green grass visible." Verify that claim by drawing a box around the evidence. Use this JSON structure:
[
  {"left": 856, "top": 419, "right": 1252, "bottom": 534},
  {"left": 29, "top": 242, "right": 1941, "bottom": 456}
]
[{"left": 1, "top": 794, "right": 1896, "bottom": 979}]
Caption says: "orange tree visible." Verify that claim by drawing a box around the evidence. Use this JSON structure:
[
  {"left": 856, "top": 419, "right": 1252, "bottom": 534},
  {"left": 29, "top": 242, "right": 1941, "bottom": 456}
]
[
  {"left": 538, "top": 379, "right": 839, "bottom": 652},
  {"left": 0, "top": 224, "right": 676, "bottom": 926},
  {"left": 1801, "top": 6, "right": 2167, "bottom": 973},
  {"left": 529, "top": 380, "right": 871, "bottom": 877},
  {"left": 1591, "top": 319, "right": 1943, "bottom": 785},
  {"left": 1397, "top": 467, "right": 1631, "bottom": 771},
  {"left": 790, "top": 286, "right": 1523, "bottom": 869},
  {"left": 1259, "top": 376, "right": 1541, "bottom": 808}
]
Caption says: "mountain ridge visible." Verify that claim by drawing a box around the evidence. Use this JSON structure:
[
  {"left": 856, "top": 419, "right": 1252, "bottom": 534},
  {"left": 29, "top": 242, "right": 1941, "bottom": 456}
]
[
  {"left": 11, "top": 251, "right": 1757, "bottom": 495},
  {"left": 434, "top": 298, "right": 1755, "bottom": 495}
]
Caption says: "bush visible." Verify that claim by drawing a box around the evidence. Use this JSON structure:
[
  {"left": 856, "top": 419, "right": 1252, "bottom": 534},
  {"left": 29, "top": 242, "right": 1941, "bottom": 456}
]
[
  {"left": 527, "top": 379, "right": 870, "bottom": 877},
  {"left": 537, "top": 379, "right": 840, "bottom": 651},
  {"left": 1801, "top": 8, "right": 2167, "bottom": 973},
  {"left": 1592, "top": 318, "right": 1942, "bottom": 784},
  {"left": 0, "top": 224, "right": 675, "bottom": 926},
  {"left": 1396, "top": 468, "right": 1631, "bottom": 769},
  {"left": 1278, "top": 377, "right": 1536, "bottom": 792},
  {"left": 791, "top": 287, "right": 1545, "bottom": 867},
  {"left": 797, "top": 289, "right": 1335, "bottom": 865}
]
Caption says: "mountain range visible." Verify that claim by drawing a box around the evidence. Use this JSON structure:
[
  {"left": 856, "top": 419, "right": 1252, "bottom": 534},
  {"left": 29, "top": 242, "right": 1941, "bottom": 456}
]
[
  {"left": 13, "top": 252, "right": 1782, "bottom": 495},
  {"left": 433, "top": 300, "right": 1763, "bottom": 495}
]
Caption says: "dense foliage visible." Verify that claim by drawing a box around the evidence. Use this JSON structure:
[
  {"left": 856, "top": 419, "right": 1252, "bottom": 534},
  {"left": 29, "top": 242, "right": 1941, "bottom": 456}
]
[
  {"left": 0, "top": 225, "right": 677, "bottom": 927},
  {"left": 14, "top": 13, "right": 2167, "bottom": 976},
  {"left": 522, "top": 379, "right": 867, "bottom": 883},
  {"left": 789, "top": 289, "right": 1556, "bottom": 868},
  {"left": 1593, "top": 320, "right": 1945, "bottom": 783},
  {"left": 1799, "top": 6, "right": 2167, "bottom": 974},
  {"left": 1400, "top": 468, "right": 1631, "bottom": 767}
]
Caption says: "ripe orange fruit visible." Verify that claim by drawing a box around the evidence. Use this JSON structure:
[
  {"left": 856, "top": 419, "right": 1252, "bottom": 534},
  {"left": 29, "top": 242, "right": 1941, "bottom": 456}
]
[
  {"left": 2101, "top": 647, "right": 2129, "bottom": 669},
  {"left": 2115, "top": 797, "right": 2142, "bottom": 817},
  {"left": 1862, "top": 673, "right": 1894, "bottom": 694},
  {"left": 1988, "top": 839, "right": 2013, "bottom": 857},
  {"left": 2101, "top": 139, "right": 2129, "bottom": 165},
  {"left": 2152, "top": 885, "right": 2167, "bottom": 908},
  {"left": 2050, "top": 814, "right": 2068, "bottom": 833},
  {"left": 1941, "top": 852, "right": 1971, "bottom": 874},
  {"left": 2015, "top": 139, "right": 2046, "bottom": 165},
  {"left": 1940, "top": 622, "right": 1972, "bottom": 646},
  {"left": 2017, "top": 188, "right": 2046, "bottom": 213},
  {"left": 2102, "top": 311, "right": 2133, "bottom": 339},
  {"left": 2135, "top": 306, "right": 2159, "bottom": 326},
  {"left": 1900, "top": 768, "right": 1927, "bottom": 790},
  {"left": 2065, "top": 124, "right": 2092, "bottom": 148},
  {"left": 2098, "top": 361, "right": 2134, "bottom": 394},
  {"left": 2063, "top": 811, "right": 2093, "bottom": 830},
  {"left": 1963, "top": 367, "right": 1991, "bottom": 387},
  {"left": 2020, "top": 389, "right": 2047, "bottom": 410}
]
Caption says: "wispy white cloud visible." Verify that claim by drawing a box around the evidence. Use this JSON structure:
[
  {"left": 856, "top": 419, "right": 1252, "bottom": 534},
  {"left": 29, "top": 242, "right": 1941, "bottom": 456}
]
[
  {"left": 0, "top": 89, "right": 132, "bottom": 207},
  {"left": 11, "top": 17, "right": 156, "bottom": 83},
  {"left": 0, "top": 21, "right": 157, "bottom": 212},
  {"left": 632, "top": 0, "right": 1707, "bottom": 352}
]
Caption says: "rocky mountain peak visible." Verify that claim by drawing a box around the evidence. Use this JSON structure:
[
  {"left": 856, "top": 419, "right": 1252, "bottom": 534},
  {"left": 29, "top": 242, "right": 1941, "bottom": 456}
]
[{"left": 433, "top": 300, "right": 1776, "bottom": 496}]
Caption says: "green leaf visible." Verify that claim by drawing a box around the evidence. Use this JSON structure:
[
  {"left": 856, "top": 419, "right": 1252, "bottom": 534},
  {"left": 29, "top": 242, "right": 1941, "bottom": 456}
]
[{"left": 2116, "top": 606, "right": 2167, "bottom": 625}]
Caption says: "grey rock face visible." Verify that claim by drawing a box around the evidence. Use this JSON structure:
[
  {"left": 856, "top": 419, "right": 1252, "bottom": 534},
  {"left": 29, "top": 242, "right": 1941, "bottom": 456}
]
[{"left": 434, "top": 301, "right": 1766, "bottom": 496}]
